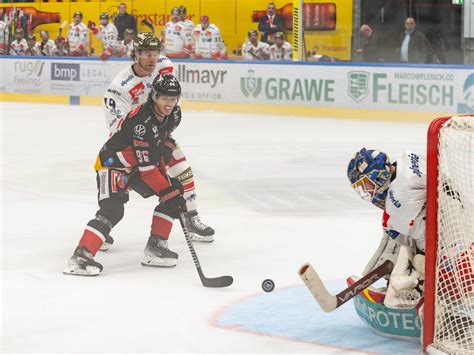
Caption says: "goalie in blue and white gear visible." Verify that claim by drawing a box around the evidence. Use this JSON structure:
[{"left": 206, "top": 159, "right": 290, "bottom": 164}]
[{"left": 348, "top": 148, "right": 427, "bottom": 314}]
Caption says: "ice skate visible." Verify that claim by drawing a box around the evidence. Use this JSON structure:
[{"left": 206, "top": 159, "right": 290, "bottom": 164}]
[
  {"left": 63, "top": 246, "right": 103, "bottom": 276},
  {"left": 184, "top": 211, "right": 215, "bottom": 243},
  {"left": 99, "top": 235, "right": 114, "bottom": 252},
  {"left": 141, "top": 236, "right": 178, "bottom": 267}
]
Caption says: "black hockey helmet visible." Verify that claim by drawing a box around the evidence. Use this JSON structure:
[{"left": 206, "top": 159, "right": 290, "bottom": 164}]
[
  {"left": 149, "top": 75, "right": 181, "bottom": 102},
  {"left": 14, "top": 28, "right": 24, "bottom": 36},
  {"left": 131, "top": 32, "right": 161, "bottom": 62},
  {"left": 26, "top": 34, "right": 36, "bottom": 41},
  {"left": 274, "top": 32, "right": 284, "bottom": 39},
  {"left": 73, "top": 11, "right": 83, "bottom": 19},
  {"left": 178, "top": 5, "right": 187, "bottom": 14},
  {"left": 100, "top": 12, "right": 109, "bottom": 21},
  {"left": 248, "top": 29, "right": 258, "bottom": 38}
]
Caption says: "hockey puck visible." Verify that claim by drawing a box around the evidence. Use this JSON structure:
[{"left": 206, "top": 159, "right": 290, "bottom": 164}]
[{"left": 261, "top": 279, "right": 275, "bottom": 292}]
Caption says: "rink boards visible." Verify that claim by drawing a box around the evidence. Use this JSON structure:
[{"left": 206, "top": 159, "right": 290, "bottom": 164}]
[{"left": 1, "top": 56, "right": 473, "bottom": 121}]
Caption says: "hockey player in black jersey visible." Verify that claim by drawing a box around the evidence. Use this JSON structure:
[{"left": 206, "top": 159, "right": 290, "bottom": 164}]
[{"left": 65, "top": 75, "right": 194, "bottom": 276}]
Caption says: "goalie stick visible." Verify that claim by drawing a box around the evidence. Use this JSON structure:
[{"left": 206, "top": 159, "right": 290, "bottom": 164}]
[
  {"left": 299, "top": 260, "right": 393, "bottom": 312},
  {"left": 177, "top": 211, "right": 233, "bottom": 288}
]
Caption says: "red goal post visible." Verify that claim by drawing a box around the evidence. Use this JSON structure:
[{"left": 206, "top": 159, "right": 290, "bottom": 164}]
[{"left": 424, "top": 115, "right": 474, "bottom": 353}]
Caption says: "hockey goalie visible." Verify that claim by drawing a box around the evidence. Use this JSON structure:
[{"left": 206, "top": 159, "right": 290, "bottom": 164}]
[
  {"left": 347, "top": 148, "right": 474, "bottom": 338},
  {"left": 346, "top": 149, "right": 426, "bottom": 340}
]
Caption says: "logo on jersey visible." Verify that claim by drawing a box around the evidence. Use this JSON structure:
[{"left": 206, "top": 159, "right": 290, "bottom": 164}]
[
  {"left": 129, "top": 82, "right": 145, "bottom": 104},
  {"left": 347, "top": 71, "right": 369, "bottom": 102},
  {"left": 121, "top": 74, "right": 134, "bottom": 86},
  {"left": 134, "top": 124, "right": 146, "bottom": 136},
  {"left": 241, "top": 69, "right": 262, "bottom": 98},
  {"left": 388, "top": 190, "right": 401, "bottom": 208},
  {"left": 408, "top": 153, "right": 423, "bottom": 177}
]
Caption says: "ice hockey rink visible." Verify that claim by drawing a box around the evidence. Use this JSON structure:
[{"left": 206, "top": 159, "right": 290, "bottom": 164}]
[{"left": 1, "top": 101, "right": 428, "bottom": 354}]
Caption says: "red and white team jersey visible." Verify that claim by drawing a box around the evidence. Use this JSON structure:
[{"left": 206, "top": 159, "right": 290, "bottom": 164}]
[
  {"left": 37, "top": 39, "right": 57, "bottom": 56},
  {"left": 193, "top": 24, "right": 227, "bottom": 59},
  {"left": 117, "top": 39, "right": 134, "bottom": 58},
  {"left": 67, "top": 22, "right": 89, "bottom": 56},
  {"left": 25, "top": 43, "right": 40, "bottom": 56},
  {"left": 269, "top": 41, "right": 292, "bottom": 61},
  {"left": 182, "top": 19, "right": 194, "bottom": 55},
  {"left": 163, "top": 21, "right": 192, "bottom": 58},
  {"left": 103, "top": 57, "right": 174, "bottom": 133},
  {"left": 242, "top": 40, "right": 270, "bottom": 60},
  {"left": 0, "top": 21, "right": 8, "bottom": 54},
  {"left": 9, "top": 39, "right": 28, "bottom": 55},
  {"left": 382, "top": 151, "right": 427, "bottom": 251},
  {"left": 97, "top": 23, "right": 119, "bottom": 50}
]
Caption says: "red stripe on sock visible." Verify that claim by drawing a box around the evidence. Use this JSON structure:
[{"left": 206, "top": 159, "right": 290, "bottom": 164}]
[
  {"left": 183, "top": 181, "right": 195, "bottom": 191},
  {"left": 78, "top": 229, "right": 103, "bottom": 256},
  {"left": 151, "top": 215, "right": 173, "bottom": 240}
]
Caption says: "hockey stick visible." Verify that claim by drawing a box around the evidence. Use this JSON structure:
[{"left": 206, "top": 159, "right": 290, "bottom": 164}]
[
  {"left": 177, "top": 210, "right": 233, "bottom": 288},
  {"left": 298, "top": 260, "right": 393, "bottom": 312},
  {"left": 141, "top": 19, "right": 155, "bottom": 33}
]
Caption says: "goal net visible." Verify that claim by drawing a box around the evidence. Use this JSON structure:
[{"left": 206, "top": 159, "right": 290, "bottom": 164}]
[{"left": 424, "top": 116, "right": 474, "bottom": 354}]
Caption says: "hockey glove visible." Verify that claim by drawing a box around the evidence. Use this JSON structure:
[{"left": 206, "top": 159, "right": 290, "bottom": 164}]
[
  {"left": 161, "top": 137, "right": 177, "bottom": 164},
  {"left": 159, "top": 178, "right": 187, "bottom": 218},
  {"left": 87, "top": 20, "right": 98, "bottom": 34}
]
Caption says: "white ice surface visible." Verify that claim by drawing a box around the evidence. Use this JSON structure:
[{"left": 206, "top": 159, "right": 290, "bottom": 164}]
[{"left": 1, "top": 102, "right": 427, "bottom": 354}]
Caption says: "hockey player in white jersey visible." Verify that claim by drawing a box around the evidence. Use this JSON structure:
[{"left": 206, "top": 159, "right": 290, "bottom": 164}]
[
  {"left": 348, "top": 148, "right": 427, "bottom": 310},
  {"left": 38, "top": 30, "right": 57, "bottom": 56},
  {"left": 102, "top": 32, "right": 215, "bottom": 248},
  {"left": 25, "top": 34, "right": 40, "bottom": 56},
  {"left": 193, "top": 15, "right": 227, "bottom": 59},
  {"left": 88, "top": 12, "right": 119, "bottom": 60},
  {"left": 9, "top": 28, "right": 27, "bottom": 56},
  {"left": 0, "top": 17, "right": 10, "bottom": 55},
  {"left": 242, "top": 30, "right": 270, "bottom": 60},
  {"left": 269, "top": 32, "right": 292, "bottom": 61},
  {"left": 178, "top": 5, "right": 194, "bottom": 57},
  {"left": 163, "top": 7, "right": 191, "bottom": 58},
  {"left": 117, "top": 28, "right": 134, "bottom": 58},
  {"left": 67, "top": 12, "right": 89, "bottom": 56}
]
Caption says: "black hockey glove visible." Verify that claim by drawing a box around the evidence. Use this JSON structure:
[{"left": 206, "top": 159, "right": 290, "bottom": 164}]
[
  {"left": 159, "top": 178, "right": 187, "bottom": 218},
  {"left": 161, "top": 137, "right": 177, "bottom": 164}
]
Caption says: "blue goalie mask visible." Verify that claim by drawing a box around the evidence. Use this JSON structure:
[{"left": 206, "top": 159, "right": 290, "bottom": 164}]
[{"left": 347, "top": 148, "right": 393, "bottom": 209}]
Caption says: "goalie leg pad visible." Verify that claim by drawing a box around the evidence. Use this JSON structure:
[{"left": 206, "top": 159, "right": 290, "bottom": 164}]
[
  {"left": 384, "top": 246, "right": 424, "bottom": 310},
  {"left": 363, "top": 231, "right": 401, "bottom": 276}
]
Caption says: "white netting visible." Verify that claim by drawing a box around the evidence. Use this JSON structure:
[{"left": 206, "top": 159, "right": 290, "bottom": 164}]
[{"left": 432, "top": 116, "right": 474, "bottom": 354}]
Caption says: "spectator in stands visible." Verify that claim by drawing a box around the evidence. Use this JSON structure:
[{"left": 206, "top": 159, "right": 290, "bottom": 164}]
[
  {"left": 242, "top": 29, "right": 269, "bottom": 60},
  {"left": 193, "top": 15, "right": 227, "bottom": 59},
  {"left": 67, "top": 12, "right": 89, "bottom": 56},
  {"left": 38, "top": 30, "right": 58, "bottom": 56},
  {"left": 269, "top": 32, "right": 291, "bottom": 60},
  {"left": 9, "top": 28, "right": 27, "bottom": 55},
  {"left": 356, "top": 24, "right": 383, "bottom": 62},
  {"left": 24, "top": 34, "right": 39, "bottom": 56},
  {"left": 258, "top": 2, "right": 284, "bottom": 45},
  {"left": 117, "top": 28, "right": 134, "bottom": 58},
  {"left": 114, "top": 3, "right": 137, "bottom": 40},
  {"left": 426, "top": 25, "right": 449, "bottom": 64},
  {"left": 397, "top": 17, "right": 428, "bottom": 64}
]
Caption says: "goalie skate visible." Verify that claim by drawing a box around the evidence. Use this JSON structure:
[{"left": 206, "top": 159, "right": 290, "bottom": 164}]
[
  {"left": 141, "top": 236, "right": 178, "bottom": 267},
  {"left": 184, "top": 211, "right": 214, "bottom": 243},
  {"left": 63, "top": 246, "right": 103, "bottom": 276}
]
